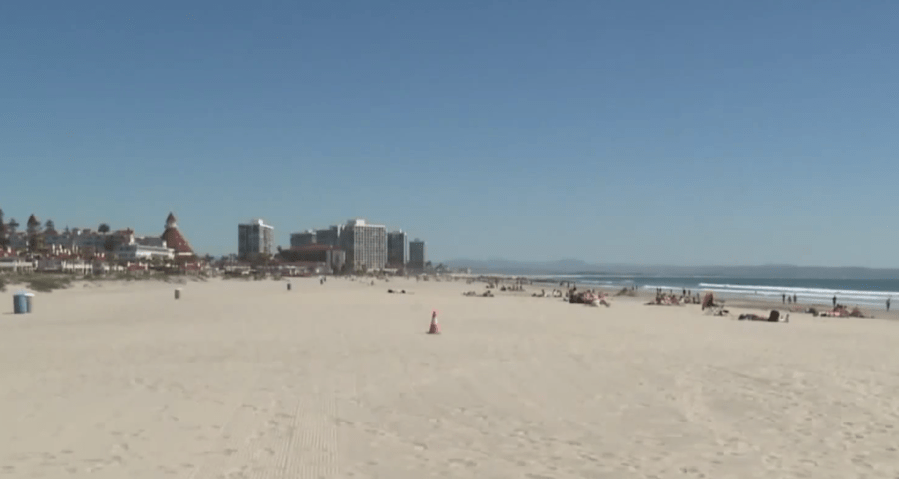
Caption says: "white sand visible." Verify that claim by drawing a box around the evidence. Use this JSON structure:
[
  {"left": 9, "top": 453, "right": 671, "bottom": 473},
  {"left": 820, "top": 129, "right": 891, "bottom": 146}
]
[{"left": 1, "top": 277, "right": 898, "bottom": 478}]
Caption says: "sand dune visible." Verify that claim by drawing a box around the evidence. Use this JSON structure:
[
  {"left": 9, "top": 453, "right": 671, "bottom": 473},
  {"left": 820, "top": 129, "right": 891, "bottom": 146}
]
[{"left": 1, "top": 277, "right": 897, "bottom": 478}]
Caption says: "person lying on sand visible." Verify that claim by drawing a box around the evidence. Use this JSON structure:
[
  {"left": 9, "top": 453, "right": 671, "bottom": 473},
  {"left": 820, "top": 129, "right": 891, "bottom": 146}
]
[
  {"left": 738, "top": 310, "right": 788, "bottom": 323},
  {"left": 819, "top": 305, "right": 868, "bottom": 318}
]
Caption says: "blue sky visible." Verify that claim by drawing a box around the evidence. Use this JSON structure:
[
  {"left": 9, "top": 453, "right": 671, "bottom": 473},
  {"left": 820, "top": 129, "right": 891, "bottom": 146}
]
[{"left": 1, "top": 1, "right": 897, "bottom": 267}]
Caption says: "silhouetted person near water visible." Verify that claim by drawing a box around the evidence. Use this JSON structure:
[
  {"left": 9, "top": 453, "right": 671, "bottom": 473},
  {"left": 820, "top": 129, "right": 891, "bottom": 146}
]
[
  {"left": 782, "top": 294, "right": 786, "bottom": 304},
  {"left": 888, "top": 297, "right": 891, "bottom": 312},
  {"left": 793, "top": 293, "right": 797, "bottom": 304},
  {"left": 833, "top": 295, "right": 837, "bottom": 307}
]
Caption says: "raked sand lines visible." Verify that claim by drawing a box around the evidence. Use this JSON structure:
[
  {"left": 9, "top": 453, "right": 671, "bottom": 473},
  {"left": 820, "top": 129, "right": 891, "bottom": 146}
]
[{"left": 188, "top": 370, "right": 340, "bottom": 479}]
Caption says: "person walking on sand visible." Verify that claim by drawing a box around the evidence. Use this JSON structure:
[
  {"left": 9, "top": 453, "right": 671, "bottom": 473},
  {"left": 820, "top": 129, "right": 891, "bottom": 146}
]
[
  {"left": 887, "top": 297, "right": 891, "bottom": 312},
  {"left": 833, "top": 295, "right": 837, "bottom": 307},
  {"left": 793, "top": 293, "right": 797, "bottom": 304},
  {"left": 782, "top": 294, "right": 786, "bottom": 304}
]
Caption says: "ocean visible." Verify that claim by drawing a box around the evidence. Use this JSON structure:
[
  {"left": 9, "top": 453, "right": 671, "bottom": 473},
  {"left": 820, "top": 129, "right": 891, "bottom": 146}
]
[{"left": 529, "top": 275, "right": 899, "bottom": 309}]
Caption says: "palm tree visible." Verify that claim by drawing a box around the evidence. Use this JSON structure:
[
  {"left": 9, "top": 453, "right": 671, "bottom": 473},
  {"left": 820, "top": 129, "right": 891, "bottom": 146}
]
[
  {"left": 103, "top": 236, "right": 116, "bottom": 253},
  {"left": 26, "top": 214, "right": 42, "bottom": 252},
  {"left": 26, "top": 214, "right": 40, "bottom": 235},
  {"left": 0, "top": 208, "right": 7, "bottom": 248},
  {"left": 98, "top": 223, "right": 110, "bottom": 234}
]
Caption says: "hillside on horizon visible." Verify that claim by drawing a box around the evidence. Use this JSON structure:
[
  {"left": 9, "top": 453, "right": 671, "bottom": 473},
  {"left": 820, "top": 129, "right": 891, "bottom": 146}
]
[{"left": 443, "top": 258, "right": 899, "bottom": 280}]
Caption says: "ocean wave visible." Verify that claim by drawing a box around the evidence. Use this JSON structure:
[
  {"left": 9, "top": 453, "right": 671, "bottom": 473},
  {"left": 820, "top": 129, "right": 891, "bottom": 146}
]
[
  {"left": 699, "top": 283, "right": 899, "bottom": 298},
  {"left": 638, "top": 282, "right": 893, "bottom": 308},
  {"left": 527, "top": 277, "right": 894, "bottom": 308}
]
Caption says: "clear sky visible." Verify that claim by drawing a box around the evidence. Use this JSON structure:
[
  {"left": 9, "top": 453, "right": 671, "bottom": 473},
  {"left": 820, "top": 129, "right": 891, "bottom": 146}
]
[{"left": 1, "top": 1, "right": 897, "bottom": 267}]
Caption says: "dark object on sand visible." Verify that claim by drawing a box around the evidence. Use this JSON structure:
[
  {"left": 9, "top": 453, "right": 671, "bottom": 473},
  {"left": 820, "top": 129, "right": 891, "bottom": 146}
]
[
  {"left": 702, "top": 292, "right": 714, "bottom": 310},
  {"left": 738, "top": 310, "right": 786, "bottom": 323}
]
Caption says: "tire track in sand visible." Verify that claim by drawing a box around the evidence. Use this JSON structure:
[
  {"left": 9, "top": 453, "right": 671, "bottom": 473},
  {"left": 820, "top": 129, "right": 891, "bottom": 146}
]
[{"left": 280, "top": 376, "right": 340, "bottom": 479}]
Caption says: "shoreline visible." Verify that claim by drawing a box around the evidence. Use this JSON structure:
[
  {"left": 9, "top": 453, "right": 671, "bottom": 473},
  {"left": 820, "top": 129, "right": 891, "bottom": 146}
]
[
  {"left": 455, "top": 274, "right": 899, "bottom": 320},
  {"left": 3, "top": 271, "right": 897, "bottom": 320}
]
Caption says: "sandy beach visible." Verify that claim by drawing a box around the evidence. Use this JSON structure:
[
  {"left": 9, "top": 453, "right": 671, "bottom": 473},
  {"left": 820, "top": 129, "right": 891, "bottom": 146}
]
[{"left": 1, "top": 277, "right": 898, "bottom": 478}]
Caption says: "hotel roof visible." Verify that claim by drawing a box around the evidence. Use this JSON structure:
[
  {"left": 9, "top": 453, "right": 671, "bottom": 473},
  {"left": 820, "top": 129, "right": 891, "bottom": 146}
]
[{"left": 161, "top": 213, "right": 195, "bottom": 257}]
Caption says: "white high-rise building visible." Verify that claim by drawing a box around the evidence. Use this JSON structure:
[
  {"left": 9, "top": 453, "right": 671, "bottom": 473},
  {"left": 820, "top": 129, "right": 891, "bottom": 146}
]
[
  {"left": 340, "top": 218, "right": 387, "bottom": 272},
  {"left": 238, "top": 219, "right": 275, "bottom": 260}
]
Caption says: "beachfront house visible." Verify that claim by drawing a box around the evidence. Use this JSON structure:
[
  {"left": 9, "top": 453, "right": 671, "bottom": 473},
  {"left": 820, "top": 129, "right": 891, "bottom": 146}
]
[
  {"left": 115, "top": 242, "right": 175, "bottom": 262},
  {"left": 0, "top": 257, "right": 35, "bottom": 273},
  {"left": 36, "top": 258, "right": 92, "bottom": 274}
]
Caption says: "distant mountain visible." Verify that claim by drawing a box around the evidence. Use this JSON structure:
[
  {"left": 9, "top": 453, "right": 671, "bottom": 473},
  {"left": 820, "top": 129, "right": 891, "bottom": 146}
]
[
  {"left": 443, "top": 259, "right": 899, "bottom": 280},
  {"left": 444, "top": 258, "right": 603, "bottom": 275}
]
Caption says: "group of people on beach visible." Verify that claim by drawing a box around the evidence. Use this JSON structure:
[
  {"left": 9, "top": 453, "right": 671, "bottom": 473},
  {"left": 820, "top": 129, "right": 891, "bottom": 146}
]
[
  {"left": 646, "top": 288, "right": 702, "bottom": 306},
  {"left": 783, "top": 293, "right": 892, "bottom": 313},
  {"left": 532, "top": 289, "right": 564, "bottom": 298}
]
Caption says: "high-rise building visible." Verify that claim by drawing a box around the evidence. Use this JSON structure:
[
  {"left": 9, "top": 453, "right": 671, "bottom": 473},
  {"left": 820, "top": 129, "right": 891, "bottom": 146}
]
[
  {"left": 409, "top": 239, "right": 426, "bottom": 271},
  {"left": 340, "top": 218, "right": 387, "bottom": 272},
  {"left": 290, "top": 230, "right": 317, "bottom": 248},
  {"left": 387, "top": 230, "right": 408, "bottom": 267},
  {"left": 237, "top": 219, "right": 274, "bottom": 260},
  {"left": 315, "top": 225, "right": 343, "bottom": 247}
]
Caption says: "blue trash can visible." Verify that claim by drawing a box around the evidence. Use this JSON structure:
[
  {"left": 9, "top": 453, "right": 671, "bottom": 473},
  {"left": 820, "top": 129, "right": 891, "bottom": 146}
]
[
  {"left": 13, "top": 293, "right": 28, "bottom": 314},
  {"left": 24, "top": 293, "right": 34, "bottom": 313}
]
